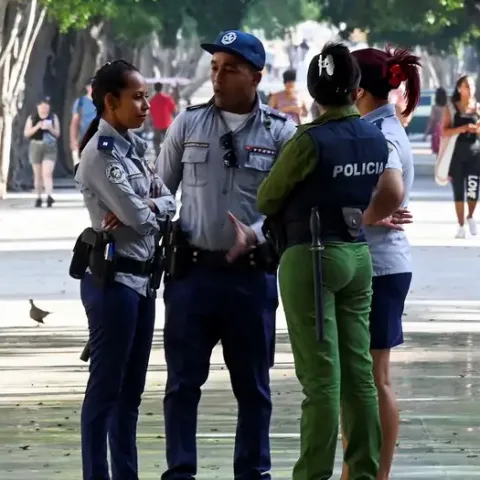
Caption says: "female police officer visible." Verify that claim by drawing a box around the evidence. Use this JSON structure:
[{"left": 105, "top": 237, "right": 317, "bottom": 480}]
[
  {"left": 74, "top": 60, "right": 176, "bottom": 480},
  {"left": 256, "top": 43, "right": 405, "bottom": 479},
  {"left": 339, "top": 46, "right": 421, "bottom": 480}
]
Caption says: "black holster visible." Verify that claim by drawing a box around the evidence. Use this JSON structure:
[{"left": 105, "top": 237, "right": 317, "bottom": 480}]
[
  {"left": 88, "top": 233, "right": 116, "bottom": 288},
  {"left": 164, "top": 221, "right": 192, "bottom": 282},
  {"left": 150, "top": 217, "right": 171, "bottom": 290},
  {"left": 262, "top": 215, "right": 287, "bottom": 263},
  {"left": 68, "top": 228, "right": 115, "bottom": 288}
]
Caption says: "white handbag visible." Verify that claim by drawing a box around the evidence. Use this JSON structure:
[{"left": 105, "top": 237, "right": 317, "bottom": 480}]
[{"left": 434, "top": 133, "right": 458, "bottom": 186}]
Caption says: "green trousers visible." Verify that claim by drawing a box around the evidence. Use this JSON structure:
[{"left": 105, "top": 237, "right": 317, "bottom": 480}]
[{"left": 279, "top": 242, "right": 381, "bottom": 480}]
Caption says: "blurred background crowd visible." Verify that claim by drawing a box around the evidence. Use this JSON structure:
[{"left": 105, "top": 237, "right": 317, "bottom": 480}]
[{"left": 1, "top": 0, "right": 480, "bottom": 199}]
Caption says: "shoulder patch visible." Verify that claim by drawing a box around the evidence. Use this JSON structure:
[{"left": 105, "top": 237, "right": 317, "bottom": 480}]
[
  {"left": 105, "top": 162, "right": 126, "bottom": 184},
  {"left": 186, "top": 102, "right": 209, "bottom": 111},
  {"left": 261, "top": 105, "right": 289, "bottom": 121},
  {"left": 97, "top": 136, "right": 114, "bottom": 151}
]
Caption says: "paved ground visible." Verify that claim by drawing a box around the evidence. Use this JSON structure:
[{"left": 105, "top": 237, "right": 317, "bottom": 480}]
[{"left": 1, "top": 177, "right": 480, "bottom": 479}]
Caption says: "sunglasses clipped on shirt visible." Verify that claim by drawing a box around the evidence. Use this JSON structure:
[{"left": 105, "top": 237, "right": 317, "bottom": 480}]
[{"left": 220, "top": 132, "right": 238, "bottom": 168}]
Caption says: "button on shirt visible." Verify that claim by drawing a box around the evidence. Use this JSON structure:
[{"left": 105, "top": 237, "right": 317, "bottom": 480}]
[
  {"left": 157, "top": 98, "right": 298, "bottom": 251},
  {"left": 362, "top": 103, "right": 414, "bottom": 276},
  {"left": 75, "top": 118, "right": 177, "bottom": 295}
]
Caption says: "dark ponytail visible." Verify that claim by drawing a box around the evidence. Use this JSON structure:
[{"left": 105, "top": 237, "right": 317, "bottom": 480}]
[
  {"left": 384, "top": 46, "right": 421, "bottom": 117},
  {"left": 79, "top": 116, "right": 100, "bottom": 154},
  {"left": 307, "top": 42, "right": 360, "bottom": 107},
  {"left": 352, "top": 46, "right": 422, "bottom": 116},
  {"left": 78, "top": 59, "right": 139, "bottom": 155}
]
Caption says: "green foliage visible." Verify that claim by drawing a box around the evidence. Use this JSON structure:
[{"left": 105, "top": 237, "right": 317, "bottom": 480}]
[
  {"left": 243, "top": 0, "right": 320, "bottom": 39},
  {"left": 41, "top": 0, "right": 261, "bottom": 45},
  {"left": 317, "top": 0, "right": 480, "bottom": 53},
  {"left": 187, "top": 0, "right": 257, "bottom": 41},
  {"left": 40, "top": 0, "right": 118, "bottom": 31},
  {"left": 109, "top": 0, "right": 164, "bottom": 43}
]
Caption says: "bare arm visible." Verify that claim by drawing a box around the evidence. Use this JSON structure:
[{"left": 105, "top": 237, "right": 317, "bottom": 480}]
[
  {"left": 49, "top": 114, "right": 61, "bottom": 138},
  {"left": 300, "top": 101, "right": 308, "bottom": 117},
  {"left": 442, "top": 106, "right": 468, "bottom": 137},
  {"left": 268, "top": 93, "right": 277, "bottom": 109},
  {"left": 24, "top": 116, "right": 41, "bottom": 138},
  {"left": 363, "top": 168, "right": 404, "bottom": 225},
  {"left": 425, "top": 107, "right": 437, "bottom": 135},
  {"left": 70, "top": 113, "right": 80, "bottom": 149}
]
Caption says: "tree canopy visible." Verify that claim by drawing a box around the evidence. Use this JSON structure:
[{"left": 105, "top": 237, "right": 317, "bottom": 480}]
[
  {"left": 243, "top": 0, "right": 320, "bottom": 39},
  {"left": 318, "top": 0, "right": 480, "bottom": 53}
]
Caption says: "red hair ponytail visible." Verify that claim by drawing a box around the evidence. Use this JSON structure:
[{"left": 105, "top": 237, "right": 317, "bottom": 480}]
[{"left": 384, "top": 46, "right": 421, "bottom": 117}]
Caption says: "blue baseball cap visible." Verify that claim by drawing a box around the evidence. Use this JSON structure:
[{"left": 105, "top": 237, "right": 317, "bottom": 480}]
[{"left": 201, "top": 30, "right": 266, "bottom": 71}]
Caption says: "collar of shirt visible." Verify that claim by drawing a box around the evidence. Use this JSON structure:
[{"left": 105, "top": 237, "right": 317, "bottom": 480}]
[
  {"left": 97, "top": 118, "right": 148, "bottom": 159},
  {"left": 205, "top": 94, "right": 263, "bottom": 124},
  {"left": 312, "top": 104, "right": 360, "bottom": 125},
  {"left": 362, "top": 103, "right": 396, "bottom": 123}
]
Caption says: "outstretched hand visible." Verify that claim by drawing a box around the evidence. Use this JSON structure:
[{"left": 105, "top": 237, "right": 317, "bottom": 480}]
[
  {"left": 225, "top": 212, "right": 257, "bottom": 263},
  {"left": 374, "top": 207, "right": 413, "bottom": 231}
]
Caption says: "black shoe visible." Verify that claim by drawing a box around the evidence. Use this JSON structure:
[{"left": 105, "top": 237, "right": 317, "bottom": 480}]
[
  {"left": 47, "top": 195, "right": 54, "bottom": 207},
  {"left": 35, "top": 198, "right": 42, "bottom": 208}
]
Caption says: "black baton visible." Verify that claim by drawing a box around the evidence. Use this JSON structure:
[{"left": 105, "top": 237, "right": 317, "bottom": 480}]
[
  {"left": 309, "top": 207, "right": 324, "bottom": 341},
  {"left": 80, "top": 341, "right": 90, "bottom": 362}
]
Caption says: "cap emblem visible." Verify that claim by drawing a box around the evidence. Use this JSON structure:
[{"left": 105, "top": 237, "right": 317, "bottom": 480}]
[{"left": 221, "top": 32, "right": 237, "bottom": 45}]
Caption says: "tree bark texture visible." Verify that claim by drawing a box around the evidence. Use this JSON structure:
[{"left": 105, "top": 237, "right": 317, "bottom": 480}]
[{"left": 0, "top": 0, "right": 46, "bottom": 197}]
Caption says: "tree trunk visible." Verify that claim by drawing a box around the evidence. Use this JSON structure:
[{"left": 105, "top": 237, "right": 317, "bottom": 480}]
[
  {"left": 9, "top": 19, "right": 57, "bottom": 191},
  {"left": 0, "top": 109, "right": 13, "bottom": 198},
  {"left": 0, "top": 0, "right": 46, "bottom": 197}
]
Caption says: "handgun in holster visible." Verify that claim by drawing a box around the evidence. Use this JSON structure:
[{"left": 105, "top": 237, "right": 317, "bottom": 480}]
[
  {"left": 69, "top": 228, "right": 102, "bottom": 280},
  {"left": 149, "top": 216, "right": 171, "bottom": 290},
  {"left": 262, "top": 215, "right": 286, "bottom": 268},
  {"left": 89, "top": 231, "right": 116, "bottom": 288},
  {"left": 164, "top": 221, "right": 192, "bottom": 281}
]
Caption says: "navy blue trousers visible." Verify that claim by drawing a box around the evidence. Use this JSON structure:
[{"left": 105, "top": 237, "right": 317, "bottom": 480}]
[
  {"left": 80, "top": 274, "right": 156, "bottom": 480},
  {"left": 162, "top": 266, "right": 278, "bottom": 480}
]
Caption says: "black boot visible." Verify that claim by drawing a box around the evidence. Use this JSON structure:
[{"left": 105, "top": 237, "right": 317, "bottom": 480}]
[
  {"left": 35, "top": 197, "right": 42, "bottom": 208},
  {"left": 46, "top": 195, "right": 54, "bottom": 207}
]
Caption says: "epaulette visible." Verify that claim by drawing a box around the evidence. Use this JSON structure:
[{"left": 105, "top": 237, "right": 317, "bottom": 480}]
[
  {"left": 372, "top": 118, "right": 384, "bottom": 131},
  {"left": 261, "top": 105, "right": 289, "bottom": 121},
  {"left": 186, "top": 102, "right": 209, "bottom": 111},
  {"left": 97, "top": 136, "right": 115, "bottom": 151}
]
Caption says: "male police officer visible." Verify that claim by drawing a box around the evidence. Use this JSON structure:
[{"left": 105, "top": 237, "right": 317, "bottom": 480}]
[{"left": 157, "top": 30, "right": 297, "bottom": 479}]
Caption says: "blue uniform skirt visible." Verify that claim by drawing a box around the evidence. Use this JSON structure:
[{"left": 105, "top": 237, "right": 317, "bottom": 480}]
[{"left": 369, "top": 272, "right": 412, "bottom": 350}]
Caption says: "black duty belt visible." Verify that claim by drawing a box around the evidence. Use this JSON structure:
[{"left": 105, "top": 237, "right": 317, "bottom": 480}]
[
  {"left": 189, "top": 247, "right": 264, "bottom": 269},
  {"left": 114, "top": 256, "right": 154, "bottom": 276}
]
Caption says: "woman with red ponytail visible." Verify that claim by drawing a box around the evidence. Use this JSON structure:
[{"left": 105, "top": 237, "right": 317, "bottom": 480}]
[{"left": 339, "top": 46, "right": 421, "bottom": 480}]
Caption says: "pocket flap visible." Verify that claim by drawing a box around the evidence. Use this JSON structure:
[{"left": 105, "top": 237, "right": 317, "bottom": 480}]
[
  {"left": 181, "top": 147, "right": 208, "bottom": 164},
  {"left": 244, "top": 153, "right": 273, "bottom": 172}
]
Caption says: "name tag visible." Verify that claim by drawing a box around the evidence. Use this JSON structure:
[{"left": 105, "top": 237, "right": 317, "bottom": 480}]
[{"left": 245, "top": 145, "right": 276, "bottom": 156}]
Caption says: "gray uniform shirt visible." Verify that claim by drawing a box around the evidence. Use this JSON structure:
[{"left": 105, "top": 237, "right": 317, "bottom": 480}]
[
  {"left": 75, "top": 118, "right": 176, "bottom": 296},
  {"left": 157, "top": 98, "right": 297, "bottom": 251},
  {"left": 363, "top": 104, "right": 414, "bottom": 276}
]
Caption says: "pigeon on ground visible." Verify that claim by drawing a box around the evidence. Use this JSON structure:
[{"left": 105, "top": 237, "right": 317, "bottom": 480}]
[{"left": 29, "top": 299, "right": 51, "bottom": 326}]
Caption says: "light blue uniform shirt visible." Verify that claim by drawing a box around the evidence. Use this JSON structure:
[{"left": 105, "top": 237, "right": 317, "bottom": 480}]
[
  {"left": 362, "top": 104, "right": 414, "bottom": 276},
  {"left": 75, "top": 119, "right": 176, "bottom": 296},
  {"left": 157, "top": 98, "right": 297, "bottom": 251}
]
